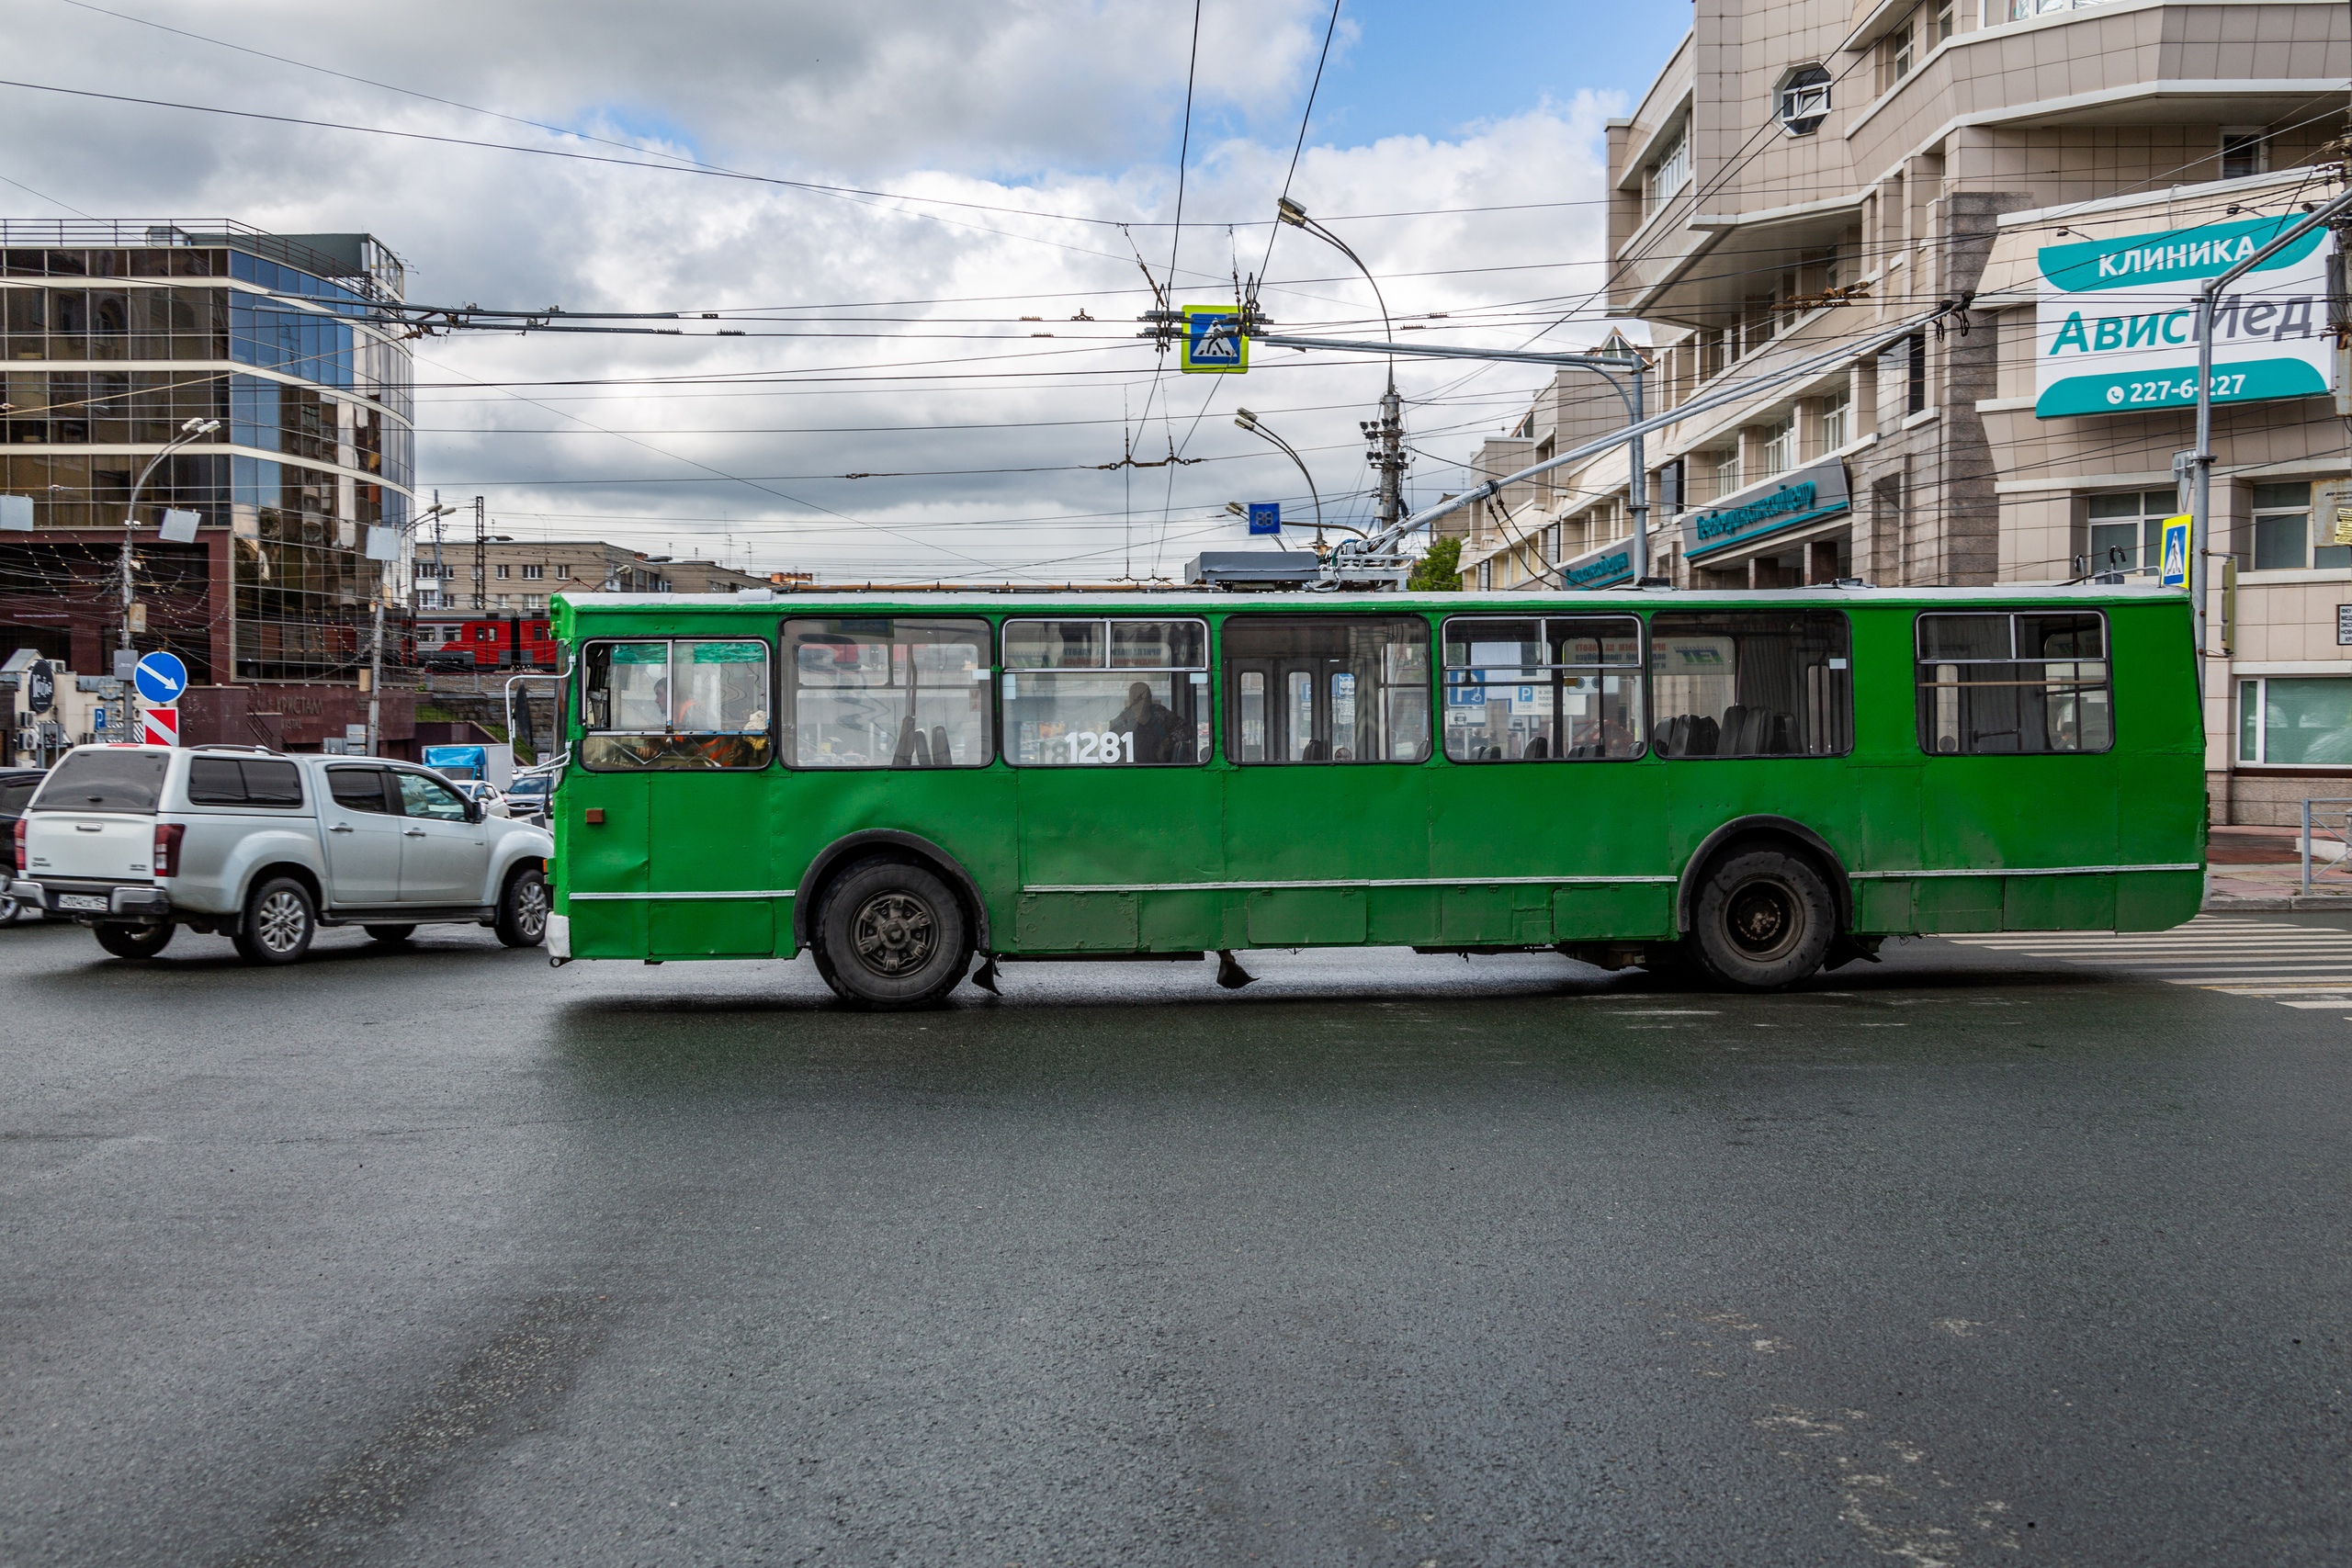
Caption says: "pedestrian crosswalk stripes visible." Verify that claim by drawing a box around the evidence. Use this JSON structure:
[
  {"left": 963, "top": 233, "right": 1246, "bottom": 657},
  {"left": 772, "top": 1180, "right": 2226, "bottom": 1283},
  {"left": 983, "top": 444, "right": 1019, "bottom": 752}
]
[{"left": 1947, "top": 918, "right": 2352, "bottom": 1016}]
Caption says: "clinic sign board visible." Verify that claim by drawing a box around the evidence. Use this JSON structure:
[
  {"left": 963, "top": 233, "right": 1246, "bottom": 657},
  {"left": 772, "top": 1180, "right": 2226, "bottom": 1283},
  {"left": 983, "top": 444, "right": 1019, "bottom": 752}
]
[
  {"left": 1681, "top": 457, "right": 1851, "bottom": 564},
  {"left": 2035, "top": 215, "right": 2333, "bottom": 418}
]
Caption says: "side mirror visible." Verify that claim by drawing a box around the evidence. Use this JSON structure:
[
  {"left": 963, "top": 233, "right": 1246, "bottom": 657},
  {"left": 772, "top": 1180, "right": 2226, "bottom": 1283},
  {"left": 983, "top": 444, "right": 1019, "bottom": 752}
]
[{"left": 464, "top": 798, "right": 484, "bottom": 824}]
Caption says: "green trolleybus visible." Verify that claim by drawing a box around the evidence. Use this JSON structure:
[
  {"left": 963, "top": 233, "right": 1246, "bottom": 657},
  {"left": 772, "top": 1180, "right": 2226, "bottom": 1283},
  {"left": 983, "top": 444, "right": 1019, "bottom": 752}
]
[{"left": 544, "top": 584, "right": 2204, "bottom": 1007}]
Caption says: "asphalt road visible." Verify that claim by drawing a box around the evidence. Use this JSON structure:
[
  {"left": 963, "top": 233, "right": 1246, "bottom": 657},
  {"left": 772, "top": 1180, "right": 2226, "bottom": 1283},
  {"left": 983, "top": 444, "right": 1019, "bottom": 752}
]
[{"left": 2, "top": 914, "right": 2346, "bottom": 1566}]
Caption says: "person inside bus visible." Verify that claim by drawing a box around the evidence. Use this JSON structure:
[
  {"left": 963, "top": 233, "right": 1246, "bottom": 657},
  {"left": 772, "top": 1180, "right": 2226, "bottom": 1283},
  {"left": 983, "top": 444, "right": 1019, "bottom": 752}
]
[{"left": 1114, "top": 681, "right": 1187, "bottom": 763}]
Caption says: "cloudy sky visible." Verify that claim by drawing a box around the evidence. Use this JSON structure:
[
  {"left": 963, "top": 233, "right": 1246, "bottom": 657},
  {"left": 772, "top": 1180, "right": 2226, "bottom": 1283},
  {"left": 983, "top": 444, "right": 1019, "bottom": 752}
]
[{"left": 4, "top": 0, "right": 1690, "bottom": 581}]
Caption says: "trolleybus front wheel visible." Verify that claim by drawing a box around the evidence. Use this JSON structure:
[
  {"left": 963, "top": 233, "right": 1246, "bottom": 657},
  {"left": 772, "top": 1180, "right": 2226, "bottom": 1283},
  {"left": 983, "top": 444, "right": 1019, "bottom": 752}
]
[
  {"left": 1688, "top": 849, "right": 1834, "bottom": 991},
  {"left": 812, "top": 857, "right": 971, "bottom": 1010}
]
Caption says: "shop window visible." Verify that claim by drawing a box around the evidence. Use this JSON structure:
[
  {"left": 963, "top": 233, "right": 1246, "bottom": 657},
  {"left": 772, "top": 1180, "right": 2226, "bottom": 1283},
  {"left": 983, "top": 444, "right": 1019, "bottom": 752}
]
[
  {"left": 1651, "top": 611, "right": 1851, "bottom": 758},
  {"left": 581, "top": 638, "right": 773, "bottom": 771},
  {"left": 2238, "top": 677, "right": 2352, "bottom": 765},
  {"left": 2086, "top": 489, "right": 2175, "bottom": 575},
  {"left": 783, "top": 617, "right": 989, "bottom": 768},
  {"left": 1001, "top": 617, "right": 1208, "bottom": 765},
  {"left": 1916, "top": 612, "right": 2111, "bottom": 755},
  {"left": 1442, "top": 615, "right": 1645, "bottom": 761},
  {"left": 1223, "top": 616, "right": 1430, "bottom": 764}
]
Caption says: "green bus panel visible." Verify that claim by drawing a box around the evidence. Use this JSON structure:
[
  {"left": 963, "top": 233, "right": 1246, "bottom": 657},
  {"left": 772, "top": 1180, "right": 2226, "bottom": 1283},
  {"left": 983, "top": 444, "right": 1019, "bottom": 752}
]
[{"left": 1017, "top": 764, "right": 1224, "bottom": 951}]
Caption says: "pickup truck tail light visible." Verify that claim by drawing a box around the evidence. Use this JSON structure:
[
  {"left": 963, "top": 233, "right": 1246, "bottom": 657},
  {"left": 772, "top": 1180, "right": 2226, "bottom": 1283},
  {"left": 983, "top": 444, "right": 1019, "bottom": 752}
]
[
  {"left": 10, "top": 818, "right": 22, "bottom": 876},
  {"left": 153, "top": 822, "right": 186, "bottom": 878}
]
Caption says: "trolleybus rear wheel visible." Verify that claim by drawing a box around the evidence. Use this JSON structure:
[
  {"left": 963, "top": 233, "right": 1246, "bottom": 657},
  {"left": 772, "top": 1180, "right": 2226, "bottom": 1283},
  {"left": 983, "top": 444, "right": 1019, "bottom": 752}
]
[
  {"left": 812, "top": 857, "right": 970, "bottom": 1010},
  {"left": 1688, "top": 848, "right": 1834, "bottom": 991}
]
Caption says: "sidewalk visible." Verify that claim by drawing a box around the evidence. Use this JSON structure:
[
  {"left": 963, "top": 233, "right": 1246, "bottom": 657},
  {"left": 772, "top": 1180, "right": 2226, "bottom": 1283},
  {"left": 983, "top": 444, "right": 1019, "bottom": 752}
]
[{"left": 2205, "top": 825, "right": 2352, "bottom": 911}]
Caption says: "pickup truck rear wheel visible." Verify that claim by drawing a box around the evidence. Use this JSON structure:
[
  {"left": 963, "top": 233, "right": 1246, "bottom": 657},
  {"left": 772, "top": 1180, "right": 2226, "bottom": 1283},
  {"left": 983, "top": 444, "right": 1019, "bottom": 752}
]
[
  {"left": 234, "top": 877, "right": 316, "bottom": 965},
  {"left": 94, "top": 921, "right": 174, "bottom": 960},
  {"left": 494, "top": 865, "right": 549, "bottom": 949}
]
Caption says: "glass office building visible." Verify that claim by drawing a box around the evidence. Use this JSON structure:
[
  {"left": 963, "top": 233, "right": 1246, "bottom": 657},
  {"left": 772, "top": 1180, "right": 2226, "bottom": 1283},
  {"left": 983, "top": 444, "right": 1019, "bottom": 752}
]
[{"left": 0, "top": 220, "right": 414, "bottom": 684}]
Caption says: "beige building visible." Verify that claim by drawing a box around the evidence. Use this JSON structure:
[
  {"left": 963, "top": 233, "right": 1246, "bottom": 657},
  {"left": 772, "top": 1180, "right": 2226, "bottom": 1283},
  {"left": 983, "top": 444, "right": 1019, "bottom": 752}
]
[
  {"left": 411, "top": 540, "right": 770, "bottom": 615},
  {"left": 1460, "top": 0, "right": 2352, "bottom": 822}
]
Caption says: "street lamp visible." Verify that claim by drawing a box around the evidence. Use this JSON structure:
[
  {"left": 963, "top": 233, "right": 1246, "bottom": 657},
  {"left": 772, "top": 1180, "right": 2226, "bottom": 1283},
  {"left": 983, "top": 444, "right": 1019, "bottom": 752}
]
[
  {"left": 115, "top": 416, "right": 219, "bottom": 726},
  {"left": 1273, "top": 198, "right": 1408, "bottom": 537},
  {"left": 1233, "top": 408, "right": 1330, "bottom": 550}
]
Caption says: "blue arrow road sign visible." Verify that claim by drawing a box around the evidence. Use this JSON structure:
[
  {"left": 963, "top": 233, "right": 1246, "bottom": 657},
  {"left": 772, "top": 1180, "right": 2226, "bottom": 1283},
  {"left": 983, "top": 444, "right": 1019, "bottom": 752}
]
[
  {"left": 1247, "top": 502, "right": 1281, "bottom": 536},
  {"left": 133, "top": 649, "right": 188, "bottom": 705}
]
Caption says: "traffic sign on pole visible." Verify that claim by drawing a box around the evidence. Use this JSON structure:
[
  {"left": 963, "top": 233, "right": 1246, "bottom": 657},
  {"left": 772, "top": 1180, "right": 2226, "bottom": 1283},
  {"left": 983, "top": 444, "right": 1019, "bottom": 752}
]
[
  {"left": 1180, "top": 305, "right": 1247, "bottom": 373},
  {"left": 141, "top": 705, "right": 179, "bottom": 747},
  {"left": 132, "top": 650, "right": 188, "bottom": 705},
  {"left": 2160, "top": 515, "right": 2190, "bottom": 587}
]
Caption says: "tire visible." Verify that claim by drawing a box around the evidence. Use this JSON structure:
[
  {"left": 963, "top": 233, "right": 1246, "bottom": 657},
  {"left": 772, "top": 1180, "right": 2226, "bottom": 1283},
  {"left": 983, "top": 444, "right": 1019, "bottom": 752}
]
[
  {"left": 812, "top": 856, "right": 971, "bottom": 1010},
  {"left": 365, "top": 924, "right": 417, "bottom": 945},
  {"left": 94, "top": 921, "right": 175, "bottom": 960},
  {"left": 234, "top": 877, "right": 316, "bottom": 965},
  {"left": 494, "top": 865, "right": 549, "bottom": 949},
  {"left": 0, "top": 890, "right": 22, "bottom": 925},
  {"left": 1687, "top": 848, "right": 1836, "bottom": 991}
]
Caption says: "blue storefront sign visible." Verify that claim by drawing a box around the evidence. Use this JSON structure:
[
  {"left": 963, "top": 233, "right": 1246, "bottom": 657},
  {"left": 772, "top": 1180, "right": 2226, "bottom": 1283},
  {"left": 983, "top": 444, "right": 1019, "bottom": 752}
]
[
  {"left": 1681, "top": 457, "right": 1851, "bottom": 563},
  {"left": 1560, "top": 542, "right": 1634, "bottom": 591}
]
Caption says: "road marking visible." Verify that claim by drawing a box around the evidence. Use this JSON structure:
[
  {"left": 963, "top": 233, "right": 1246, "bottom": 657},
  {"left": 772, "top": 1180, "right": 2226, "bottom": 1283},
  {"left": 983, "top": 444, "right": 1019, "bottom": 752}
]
[{"left": 1948, "top": 917, "right": 2352, "bottom": 1017}]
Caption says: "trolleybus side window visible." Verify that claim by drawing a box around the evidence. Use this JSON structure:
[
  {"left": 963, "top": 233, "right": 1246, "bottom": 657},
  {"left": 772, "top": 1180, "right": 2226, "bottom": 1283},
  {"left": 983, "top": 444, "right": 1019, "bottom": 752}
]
[
  {"left": 1442, "top": 615, "right": 1644, "bottom": 761},
  {"left": 580, "top": 638, "right": 774, "bottom": 772},
  {"left": 783, "top": 617, "right": 991, "bottom": 769},
  {"left": 1223, "top": 616, "right": 1430, "bottom": 764},
  {"left": 1649, "top": 611, "right": 1851, "bottom": 758},
  {"left": 1916, "top": 611, "right": 2110, "bottom": 755},
  {"left": 1002, "top": 617, "right": 1208, "bottom": 765}
]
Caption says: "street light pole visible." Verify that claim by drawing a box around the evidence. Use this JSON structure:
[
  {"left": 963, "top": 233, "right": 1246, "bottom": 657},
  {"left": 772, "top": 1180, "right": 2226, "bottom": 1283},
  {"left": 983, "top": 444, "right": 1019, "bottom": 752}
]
[
  {"left": 1233, "top": 408, "right": 1326, "bottom": 548},
  {"left": 1275, "top": 199, "right": 1409, "bottom": 537},
  {"left": 372, "top": 496, "right": 456, "bottom": 757},
  {"left": 117, "top": 416, "right": 219, "bottom": 732}
]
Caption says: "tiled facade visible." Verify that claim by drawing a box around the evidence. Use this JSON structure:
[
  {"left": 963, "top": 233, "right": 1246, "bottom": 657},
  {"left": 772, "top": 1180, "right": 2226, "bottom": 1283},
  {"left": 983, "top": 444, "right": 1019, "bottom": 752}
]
[{"left": 1459, "top": 0, "right": 2352, "bottom": 823}]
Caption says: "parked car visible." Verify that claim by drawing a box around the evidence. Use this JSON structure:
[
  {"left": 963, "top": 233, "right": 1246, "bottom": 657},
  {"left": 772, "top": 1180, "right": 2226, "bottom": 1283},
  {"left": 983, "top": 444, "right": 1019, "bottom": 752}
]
[
  {"left": 503, "top": 771, "right": 555, "bottom": 824},
  {"left": 6, "top": 744, "right": 552, "bottom": 964},
  {"left": 0, "top": 767, "right": 45, "bottom": 923}
]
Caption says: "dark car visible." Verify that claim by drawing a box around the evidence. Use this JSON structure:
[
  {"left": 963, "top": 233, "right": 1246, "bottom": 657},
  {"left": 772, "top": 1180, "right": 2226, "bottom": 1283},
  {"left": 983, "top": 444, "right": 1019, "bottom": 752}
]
[{"left": 0, "top": 767, "right": 46, "bottom": 923}]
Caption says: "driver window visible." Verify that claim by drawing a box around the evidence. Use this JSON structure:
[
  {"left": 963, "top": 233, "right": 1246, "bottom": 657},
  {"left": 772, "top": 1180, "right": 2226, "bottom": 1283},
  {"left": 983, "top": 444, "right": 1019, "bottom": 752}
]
[
  {"left": 396, "top": 772, "right": 471, "bottom": 821},
  {"left": 581, "top": 638, "right": 774, "bottom": 771}
]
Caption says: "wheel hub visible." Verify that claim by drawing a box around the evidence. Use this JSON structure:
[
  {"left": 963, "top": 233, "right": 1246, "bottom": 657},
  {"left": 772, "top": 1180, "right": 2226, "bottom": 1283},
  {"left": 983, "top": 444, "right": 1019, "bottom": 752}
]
[
  {"left": 852, "top": 890, "right": 936, "bottom": 977},
  {"left": 1725, "top": 881, "right": 1798, "bottom": 959}
]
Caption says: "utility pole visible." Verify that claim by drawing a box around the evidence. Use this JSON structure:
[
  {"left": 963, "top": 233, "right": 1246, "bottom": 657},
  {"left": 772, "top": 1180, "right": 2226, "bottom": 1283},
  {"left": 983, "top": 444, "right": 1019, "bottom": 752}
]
[
  {"left": 471, "top": 496, "right": 488, "bottom": 612},
  {"left": 1363, "top": 383, "right": 1407, "bottom": 537},
  {"left": 371, "top": 495, "right": 456, "bottom": 757}
]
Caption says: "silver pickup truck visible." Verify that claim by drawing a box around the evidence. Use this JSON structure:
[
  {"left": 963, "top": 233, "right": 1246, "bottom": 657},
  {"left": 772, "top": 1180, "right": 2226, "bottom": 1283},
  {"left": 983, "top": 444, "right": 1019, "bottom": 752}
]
[{"left": 7, "top": 744, "right": 554, "bottom": 964}]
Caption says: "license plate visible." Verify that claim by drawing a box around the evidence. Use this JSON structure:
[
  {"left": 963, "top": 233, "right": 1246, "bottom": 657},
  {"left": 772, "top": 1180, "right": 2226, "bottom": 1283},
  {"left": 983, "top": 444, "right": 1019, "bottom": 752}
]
[{"left": 56, "top": 895, "right": 108, "bottom": 912}]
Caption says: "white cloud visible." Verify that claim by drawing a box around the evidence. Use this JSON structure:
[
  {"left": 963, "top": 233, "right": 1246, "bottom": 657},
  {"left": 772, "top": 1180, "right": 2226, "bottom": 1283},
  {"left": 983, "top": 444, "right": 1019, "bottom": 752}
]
[{"left": 5, "top": 1, "right": 1622, "bottom": 580}]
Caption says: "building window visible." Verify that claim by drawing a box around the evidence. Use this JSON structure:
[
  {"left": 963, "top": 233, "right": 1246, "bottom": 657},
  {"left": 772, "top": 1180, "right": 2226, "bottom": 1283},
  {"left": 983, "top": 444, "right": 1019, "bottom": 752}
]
[
  {"left": 1760, "top": 416, "right": 1796, "bottom": 478},
  {"left": 2252, "top": 480, "right": 2343, "bottom": 570},
  {"left": 2239, "top": 677, "right": 2352, "bottom": 765},
  {"left": 1935, "top": 0, "right": 1955, "bottom": 41},
  {"left": 1881, "top": 17, "right": 1915, "bottom": 93},
  {"left": 494, "top": 563, "right": 510, "bottom": 579},
  {"left": 1777, "top": 66, "right": 1831, "bottom": 136},
  {"left": 2086, "top": 491, "right": 2175, "bottom": 575},
  {"left": 1899, "top": 333, "right": 1928, "bottom": 414},
  {"left": 1712, "top": 447, "right": 1742, "bottom": 501},
  {"left": 1917, "top": 612, "right": 2111, "bottom": 756},
  {"left": 524, "top": 594, "right": 546, "bottom": 611},
  {"left": 554, "top": 563, "right": 571, "bottom": 579},
  {"left": 1819, "top": 389, "right": 1851, "bottom": 454},
  {"left": 521, "top": 563, "right": 543, "bottom": 580},
  {"left": 1645, "top": 126, "right": 1690, "bottom": 220},
  {"left": 1477, "top": 558, "right": 1494, "bottom": 590},
  {"left": 493, "top": 593, "right": 509, "bottom": 608},
  {"left": 2221, "top": 130, "right": 2267, "bottom": 181}
]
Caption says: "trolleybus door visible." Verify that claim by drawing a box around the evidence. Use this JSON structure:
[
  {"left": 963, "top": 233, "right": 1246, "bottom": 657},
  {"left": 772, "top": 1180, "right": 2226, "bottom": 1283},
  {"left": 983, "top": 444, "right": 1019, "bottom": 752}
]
[
  {"left": 1217, "top": 615, "right": 1432, "bottom": 948},
  {"left": 1003, "top": 616, "right": 1218, "bottom": 953}
]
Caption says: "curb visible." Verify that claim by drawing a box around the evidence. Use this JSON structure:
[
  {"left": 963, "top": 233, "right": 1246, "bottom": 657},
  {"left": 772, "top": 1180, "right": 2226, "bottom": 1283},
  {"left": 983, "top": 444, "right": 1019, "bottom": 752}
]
[{"left": 2204, "top": 896, "right": 2352, "bottom": 911}]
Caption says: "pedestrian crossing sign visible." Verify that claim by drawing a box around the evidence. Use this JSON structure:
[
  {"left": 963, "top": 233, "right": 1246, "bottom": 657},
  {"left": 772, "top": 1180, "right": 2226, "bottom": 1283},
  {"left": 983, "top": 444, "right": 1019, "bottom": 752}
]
[
  {"left": 2160, "top": 514, "right": 2190, "bottom": 587},
  {"left": 1181, "top": 305, "right": 1248, "bottom": 374}
]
